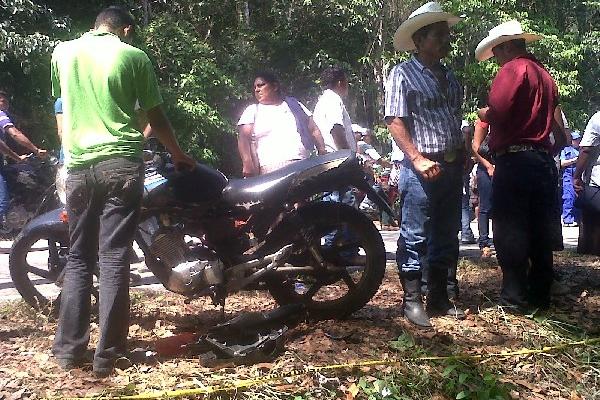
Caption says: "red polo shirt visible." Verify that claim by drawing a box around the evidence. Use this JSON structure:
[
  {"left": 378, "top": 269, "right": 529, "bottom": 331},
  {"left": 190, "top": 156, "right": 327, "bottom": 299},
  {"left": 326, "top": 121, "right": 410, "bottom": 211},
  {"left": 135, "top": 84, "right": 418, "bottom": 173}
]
[{"left": 486, "top": 54, "right": 558, "bottom": 153}]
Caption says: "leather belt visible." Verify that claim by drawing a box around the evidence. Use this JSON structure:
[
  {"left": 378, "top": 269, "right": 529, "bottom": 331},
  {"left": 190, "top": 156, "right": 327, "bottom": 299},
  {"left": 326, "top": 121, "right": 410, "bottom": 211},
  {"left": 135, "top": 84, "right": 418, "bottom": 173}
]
[
  {"left": 423, "top": 149, "right": 463, "bottom": 163},
  {"left": 495, "top": 144, "right": 549, "bottom": 157}
]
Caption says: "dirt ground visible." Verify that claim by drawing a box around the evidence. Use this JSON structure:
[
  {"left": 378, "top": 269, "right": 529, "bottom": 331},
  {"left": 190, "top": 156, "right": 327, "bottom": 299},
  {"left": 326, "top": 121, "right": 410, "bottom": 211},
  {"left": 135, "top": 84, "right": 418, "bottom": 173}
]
[{"left": 0, "top": 251, "right": 599, "bottom": 399}]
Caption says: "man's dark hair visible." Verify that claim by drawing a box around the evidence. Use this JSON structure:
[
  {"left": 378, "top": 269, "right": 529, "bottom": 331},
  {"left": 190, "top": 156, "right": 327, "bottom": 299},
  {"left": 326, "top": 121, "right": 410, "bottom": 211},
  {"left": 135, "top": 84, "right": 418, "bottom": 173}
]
[
  {"left": 320, "top": 66, "right": 347, "bottom": 89},
  {"left": 0, "top": 89, "right": 8, "bottom": 99},
  {"left": 95, "top": 6, "right": 135, "bottom": 30}
]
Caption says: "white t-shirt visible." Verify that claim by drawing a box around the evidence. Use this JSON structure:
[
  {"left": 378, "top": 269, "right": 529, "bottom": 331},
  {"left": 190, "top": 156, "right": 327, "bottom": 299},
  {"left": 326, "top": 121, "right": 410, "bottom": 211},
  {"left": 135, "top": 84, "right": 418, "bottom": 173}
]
[
  {"left": 312, "top": 89, "right": 356, "bottom": 152},
  {"left": 580, "top": 111, "right": 600, "bottom": 187},
  {"left": 237, "top": 101, "right": 311, "bottom": 171},
  {"left": 390, "top": 139, "right": 405, "bottom": 163}
]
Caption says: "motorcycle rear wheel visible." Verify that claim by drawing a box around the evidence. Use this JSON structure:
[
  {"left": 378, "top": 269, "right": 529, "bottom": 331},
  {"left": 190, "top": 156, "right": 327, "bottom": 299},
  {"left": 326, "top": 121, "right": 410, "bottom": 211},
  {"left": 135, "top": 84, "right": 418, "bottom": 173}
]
[
  {"left": 266, "top": 202, "right": 386, "bottom": 319},
  {"left": 9, "top": 227, "right": 70, "bottom": 315}
]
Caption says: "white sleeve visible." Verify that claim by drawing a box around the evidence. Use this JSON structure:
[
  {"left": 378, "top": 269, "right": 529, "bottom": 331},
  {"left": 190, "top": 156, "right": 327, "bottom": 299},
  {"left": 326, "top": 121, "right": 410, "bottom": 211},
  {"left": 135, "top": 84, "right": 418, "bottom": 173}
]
[
  {"left": 237, "top": 104, "right": 257, "bottom": 126},
  {"left": 580, "top": 112, "right": 600, "bottom": 147}
]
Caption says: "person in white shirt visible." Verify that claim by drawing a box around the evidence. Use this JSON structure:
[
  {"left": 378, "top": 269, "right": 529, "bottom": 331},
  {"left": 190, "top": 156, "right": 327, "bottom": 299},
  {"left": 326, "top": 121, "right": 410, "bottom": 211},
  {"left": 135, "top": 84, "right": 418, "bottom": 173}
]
[
  {"left": 313, "top": 66, "right": 356, "bottom": 153},
  {"left": 574, "top": 111, "right": 600, "bottom": 255},
  {"left": 237, "top": 71, "right": 326, "bottom": 176}
]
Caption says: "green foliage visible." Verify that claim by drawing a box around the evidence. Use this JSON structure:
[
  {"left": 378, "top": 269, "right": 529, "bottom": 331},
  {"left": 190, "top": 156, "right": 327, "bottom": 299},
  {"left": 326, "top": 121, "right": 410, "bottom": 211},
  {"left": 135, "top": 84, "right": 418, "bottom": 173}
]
[
  {"left": 440, "top": 359, "right": 511, "bottom": 400},
  {"left": 143, "top": 15, "right": 243, "bottom": 168},
  {"left": 2, "top": 0, "right": 600, "bottom": 171}
]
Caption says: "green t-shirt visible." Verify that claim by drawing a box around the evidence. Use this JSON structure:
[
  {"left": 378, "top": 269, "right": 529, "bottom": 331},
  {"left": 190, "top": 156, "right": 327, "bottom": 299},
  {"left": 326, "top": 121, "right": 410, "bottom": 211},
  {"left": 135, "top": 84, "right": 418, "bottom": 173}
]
[{"left": 51, "top": 31, "right": 163, "bottom": 169}]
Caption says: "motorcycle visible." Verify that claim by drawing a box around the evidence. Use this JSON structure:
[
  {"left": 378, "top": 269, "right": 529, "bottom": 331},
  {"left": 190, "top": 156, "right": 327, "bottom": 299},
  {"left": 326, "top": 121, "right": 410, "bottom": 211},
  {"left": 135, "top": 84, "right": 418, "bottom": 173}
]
[
  {"left": 9, "top": 150, "right": 394, "bottom": 319},
  {"left": 0, "top": 153, "right": 60, "bottom": 237}
]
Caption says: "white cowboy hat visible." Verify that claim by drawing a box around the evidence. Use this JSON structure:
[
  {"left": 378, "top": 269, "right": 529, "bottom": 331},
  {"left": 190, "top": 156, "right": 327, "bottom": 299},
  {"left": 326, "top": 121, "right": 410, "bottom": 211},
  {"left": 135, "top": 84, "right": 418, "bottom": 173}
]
[
  {"left": 393, "top": 2, "right": 462, "bottom": 51},
  {"left": 475, "top": 20, "right": 542, "bottom": 61},
  {"left": 351, "top": 123, "right": 367, "bottom": 134}
]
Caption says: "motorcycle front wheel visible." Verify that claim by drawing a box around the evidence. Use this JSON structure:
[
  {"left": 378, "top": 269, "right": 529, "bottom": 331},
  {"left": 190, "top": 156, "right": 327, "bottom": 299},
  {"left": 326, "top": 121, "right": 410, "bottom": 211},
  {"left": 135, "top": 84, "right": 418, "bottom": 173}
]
[{"left": 266, "top": 202, "right": 386, "bottom": 319}]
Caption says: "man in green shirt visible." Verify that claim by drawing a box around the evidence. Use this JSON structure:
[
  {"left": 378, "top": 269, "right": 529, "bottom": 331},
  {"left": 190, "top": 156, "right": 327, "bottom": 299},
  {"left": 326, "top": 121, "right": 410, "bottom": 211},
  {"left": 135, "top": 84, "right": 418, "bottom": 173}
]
[{"left": 51, "top": 6, "right": 194, "bottom": 377}]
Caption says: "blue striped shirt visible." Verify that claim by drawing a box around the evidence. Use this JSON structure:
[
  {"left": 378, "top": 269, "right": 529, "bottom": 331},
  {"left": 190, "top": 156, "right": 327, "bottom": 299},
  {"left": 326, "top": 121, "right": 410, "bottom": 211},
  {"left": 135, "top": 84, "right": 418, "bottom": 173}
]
[{"left": 385, "top": 56, "right": 463, "bottom": 154}]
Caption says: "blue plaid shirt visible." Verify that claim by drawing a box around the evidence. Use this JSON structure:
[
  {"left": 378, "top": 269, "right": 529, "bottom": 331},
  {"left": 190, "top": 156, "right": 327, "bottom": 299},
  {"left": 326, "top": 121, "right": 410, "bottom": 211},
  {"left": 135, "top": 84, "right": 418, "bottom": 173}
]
[{"left": 385, "top": 56, "right": 463, "bottom": 154}]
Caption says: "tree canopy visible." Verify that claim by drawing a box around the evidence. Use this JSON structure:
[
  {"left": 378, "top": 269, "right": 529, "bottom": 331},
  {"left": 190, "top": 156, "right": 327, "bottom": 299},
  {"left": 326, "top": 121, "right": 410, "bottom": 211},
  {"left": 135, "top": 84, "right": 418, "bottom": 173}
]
[{"left": 1, "top": 0, "right": 599, "bottom": 174}]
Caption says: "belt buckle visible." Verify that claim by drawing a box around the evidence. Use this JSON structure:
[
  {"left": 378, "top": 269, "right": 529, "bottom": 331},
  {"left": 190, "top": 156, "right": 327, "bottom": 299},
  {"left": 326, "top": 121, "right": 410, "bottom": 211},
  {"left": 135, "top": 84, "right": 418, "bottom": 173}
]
[{"left": 443, "top": 150, "right": 457, "bottom": 163}]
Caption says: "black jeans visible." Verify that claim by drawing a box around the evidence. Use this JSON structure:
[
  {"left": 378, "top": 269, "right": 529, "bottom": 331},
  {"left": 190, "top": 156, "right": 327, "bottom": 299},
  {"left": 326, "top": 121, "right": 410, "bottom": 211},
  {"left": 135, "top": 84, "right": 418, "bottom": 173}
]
[
  {"left": 476, "top": 165, "right": 494, "bottom": 249},
  {"left": 52, "top": 157, "right": 143, "bottom": 371},
  {"left": 492, "top": 151, "right": 556, "bottom": 307}
]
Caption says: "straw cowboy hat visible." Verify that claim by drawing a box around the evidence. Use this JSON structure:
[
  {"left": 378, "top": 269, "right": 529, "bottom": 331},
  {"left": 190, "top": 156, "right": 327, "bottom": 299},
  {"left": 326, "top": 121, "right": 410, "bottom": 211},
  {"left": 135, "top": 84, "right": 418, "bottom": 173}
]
[
  {"left": 475, "top": 20, "right": 542, "bottom": 61},
  {"left": 393, "top": 2, "right": 462, "bottom": 51}
]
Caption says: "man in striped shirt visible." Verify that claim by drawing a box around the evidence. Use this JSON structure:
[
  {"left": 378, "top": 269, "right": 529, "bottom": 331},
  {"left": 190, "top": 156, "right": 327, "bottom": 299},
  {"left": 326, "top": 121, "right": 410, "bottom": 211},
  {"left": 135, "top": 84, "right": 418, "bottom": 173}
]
[{"left": 385, "top": 2, "right": 465, "bottom": 328}]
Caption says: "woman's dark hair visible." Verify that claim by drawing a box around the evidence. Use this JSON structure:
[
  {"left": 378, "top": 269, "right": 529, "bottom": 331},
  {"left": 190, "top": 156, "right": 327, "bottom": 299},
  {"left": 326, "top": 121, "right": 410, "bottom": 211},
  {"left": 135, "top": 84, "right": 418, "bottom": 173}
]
[
  {"left": 95, "top": 6, "right": 135, "bottom": 30},
  {"left": 253, "top": 70, "right": 282, "bottom": 95},
  {"left": 320, "top": 66, "right": 347, "bottom": 89},
  {"left": 254, "top": 71, "right": 279, "bottom": 86}
]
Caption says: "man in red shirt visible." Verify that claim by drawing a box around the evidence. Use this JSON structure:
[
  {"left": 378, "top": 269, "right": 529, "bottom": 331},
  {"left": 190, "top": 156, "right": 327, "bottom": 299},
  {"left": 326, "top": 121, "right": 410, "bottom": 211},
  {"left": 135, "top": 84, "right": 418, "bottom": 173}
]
[{"left": 476, "top": 20, "right": 566, "bottom": 313}]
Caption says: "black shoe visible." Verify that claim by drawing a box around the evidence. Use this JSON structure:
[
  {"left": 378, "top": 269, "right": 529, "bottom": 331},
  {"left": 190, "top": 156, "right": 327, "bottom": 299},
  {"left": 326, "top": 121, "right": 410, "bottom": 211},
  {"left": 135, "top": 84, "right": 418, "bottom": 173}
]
[
  {"left": 427, "top": 299, "right": 466, "bottom": 319},
  {"left": 57, "top": 358, "right": 83, "bottom": 371},
  {"left": 461, "top": 237, "right": 477, "bottom": 245},
  {"left": 426, "top": 267, "right": 465, "bottom": 319},
  {"left": 400, "top": 271, "right": 432, "bottom": 328}
]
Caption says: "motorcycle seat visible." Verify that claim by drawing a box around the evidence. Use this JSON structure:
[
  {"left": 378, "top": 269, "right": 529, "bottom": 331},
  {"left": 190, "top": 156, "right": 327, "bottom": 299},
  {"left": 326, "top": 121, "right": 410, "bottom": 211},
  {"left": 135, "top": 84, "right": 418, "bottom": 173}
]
[{"left": 222, "top": 151, "right": 354, "bottom": 208}]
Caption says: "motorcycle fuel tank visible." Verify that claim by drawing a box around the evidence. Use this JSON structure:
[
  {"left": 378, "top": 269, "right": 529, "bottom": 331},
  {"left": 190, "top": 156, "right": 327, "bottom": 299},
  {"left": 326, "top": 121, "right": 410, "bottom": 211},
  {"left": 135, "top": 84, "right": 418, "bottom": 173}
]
[{"left": 144, "top": 163, "right": 228, "bottom": 206}]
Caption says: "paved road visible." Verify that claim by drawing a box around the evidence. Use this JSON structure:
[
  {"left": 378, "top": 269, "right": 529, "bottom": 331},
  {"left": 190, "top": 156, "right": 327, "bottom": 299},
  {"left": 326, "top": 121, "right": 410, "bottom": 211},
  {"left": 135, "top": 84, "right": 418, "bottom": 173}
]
[{"left": 0, "top": 222, "right": 580, "bottom": 303}]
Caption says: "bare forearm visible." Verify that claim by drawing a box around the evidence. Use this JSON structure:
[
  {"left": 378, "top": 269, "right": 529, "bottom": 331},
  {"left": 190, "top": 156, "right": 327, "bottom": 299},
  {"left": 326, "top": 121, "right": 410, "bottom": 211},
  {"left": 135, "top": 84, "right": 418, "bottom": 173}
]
[
  {"left": 237, "top": 135, "right": 255, "bottom": 169},
  {"left": 386, "top": 117, "right": 420, "bottom": 162},
  {"left": 0, "top": 139, "right": 22, "bottom": 162},
  {"left": 146, "top": 106, "right": 183, "bottom": 156},
  {"left": 6, "top": 127, "right": 40, "bottom": 153},
  {"left": 574, "top": 148, "right": 591, "bottom": 181},
  {"left": 308, "top": 118, "right": 326, "bottom": 154},
  {"left": 331, "top": 124, "right": 349, "bottom": 150}
]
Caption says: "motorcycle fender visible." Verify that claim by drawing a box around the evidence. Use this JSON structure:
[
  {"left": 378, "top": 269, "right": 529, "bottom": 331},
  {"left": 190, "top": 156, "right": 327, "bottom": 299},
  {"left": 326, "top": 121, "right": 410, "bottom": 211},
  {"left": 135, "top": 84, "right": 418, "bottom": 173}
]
[
  {"left": 17, "top": 207, "right": 68, "bottom": 239},
  {"left": 357, "top": 183, "right": 397, "bottom": 221}
]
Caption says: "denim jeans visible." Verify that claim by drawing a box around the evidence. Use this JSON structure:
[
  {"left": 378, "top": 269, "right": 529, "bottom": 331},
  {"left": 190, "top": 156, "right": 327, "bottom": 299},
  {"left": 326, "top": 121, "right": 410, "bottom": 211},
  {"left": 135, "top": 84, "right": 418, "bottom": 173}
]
[
  {"left": 492, "top": 151, "right": 556, "bottom": 307},
  {"left": 323, "top": 188, "right": 358, "bottom": 254},
  {"left": 396, "top": 159, "right": 462, "bottom": 281},
  {"left": 52, "top": 157, "right": 143, "bottom": 371},
  {"left": 461, "top": 172, "right": 475, "bottom": 240},
  {"left": 0, "top": 172, "right": 9, "bottom": 218},
  {"left": 476, "top": 165, "right": 494, "bottom": 248},
  {"left": 561, "top": 169, "right": 580, "bottom": 224}
]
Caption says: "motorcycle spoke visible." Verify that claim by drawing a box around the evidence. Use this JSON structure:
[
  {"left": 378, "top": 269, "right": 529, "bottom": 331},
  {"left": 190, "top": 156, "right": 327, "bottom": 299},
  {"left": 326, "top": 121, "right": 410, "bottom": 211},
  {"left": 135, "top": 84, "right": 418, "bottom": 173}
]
[
  {"left": 27, "top": 266, "right": 53, "bottom": 280},
  {"left": 304, "top": 281, "right": 324, "bottom": 299},
  {"left": 341, "top": 270, "right": 357, "bottom": 290}
]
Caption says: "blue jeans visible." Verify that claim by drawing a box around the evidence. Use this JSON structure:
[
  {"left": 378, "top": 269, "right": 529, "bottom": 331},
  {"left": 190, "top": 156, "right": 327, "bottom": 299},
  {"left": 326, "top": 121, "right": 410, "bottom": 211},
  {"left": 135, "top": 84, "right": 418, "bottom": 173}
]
[
  {"left": 461, "top": 172, "right": 475, "bottom": 240},
  {"left": 561, "top": 170, "right": 580, "bottom": 224},
  {"left": 476, "top": 165, "right": 494, "bottom": 248},
  {"left": 0, "top": 172, "right": 9, "bottom": 218},
  {"left": 396, "top": 160, "right": 462, "bottom": 276},
  {"left": 53, "top": 157, "right": 143, "bottom": 372},
  {"left": 323, "top": 188, "right": 358, "bottom": 253}
]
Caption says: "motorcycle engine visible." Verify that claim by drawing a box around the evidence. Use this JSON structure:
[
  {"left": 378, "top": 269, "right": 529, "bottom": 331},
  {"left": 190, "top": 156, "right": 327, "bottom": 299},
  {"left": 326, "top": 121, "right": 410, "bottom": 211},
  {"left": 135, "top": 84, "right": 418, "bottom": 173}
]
[{"left": 149, "top": 226, "right": 224, "bottom": 295}]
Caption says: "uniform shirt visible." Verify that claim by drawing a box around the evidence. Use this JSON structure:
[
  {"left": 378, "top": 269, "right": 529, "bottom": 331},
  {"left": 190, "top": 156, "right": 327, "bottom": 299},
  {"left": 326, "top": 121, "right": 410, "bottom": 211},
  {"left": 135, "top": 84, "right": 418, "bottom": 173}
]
[
  {"left": 51, "top": 31, "right": 163, "bottom": 169},
  {"left": 312, "top": 89, "right": 356, "bottom": 152},
  {"left": 560, "top": 146, "right": 579, "bottom": 177},
  {"left": 580, "top": 111, "right": 600, "bottom": 187},
  {"left": 486, "top": 54, "right": 558, "bottom": 153},
  {"left": 237, "top": 101, "right": 311, "bottom": 171},
  {"left": 384, "top": 56, "right": 463, "bottom": 154}
]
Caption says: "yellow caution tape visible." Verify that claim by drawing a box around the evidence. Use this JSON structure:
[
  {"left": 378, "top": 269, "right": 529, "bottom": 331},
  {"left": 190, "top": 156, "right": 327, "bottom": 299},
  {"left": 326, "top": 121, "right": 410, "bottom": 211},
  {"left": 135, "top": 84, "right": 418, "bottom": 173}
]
[{"left": 67, "top": 337, "right": 600, "bottom": 400}]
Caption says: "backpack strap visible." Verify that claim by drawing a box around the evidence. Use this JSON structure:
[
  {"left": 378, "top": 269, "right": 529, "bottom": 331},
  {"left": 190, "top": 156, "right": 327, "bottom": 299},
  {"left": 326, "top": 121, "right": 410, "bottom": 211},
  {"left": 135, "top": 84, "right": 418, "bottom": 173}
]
[{"left": 284, "top": 96, "right": 315, "bottom": 152}]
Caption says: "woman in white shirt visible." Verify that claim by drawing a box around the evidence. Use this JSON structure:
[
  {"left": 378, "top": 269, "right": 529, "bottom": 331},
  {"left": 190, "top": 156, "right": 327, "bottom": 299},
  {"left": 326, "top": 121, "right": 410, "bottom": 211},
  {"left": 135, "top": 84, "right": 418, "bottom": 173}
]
[{"left": 237, "top": 72, "right": 325, "bottom": 176}]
